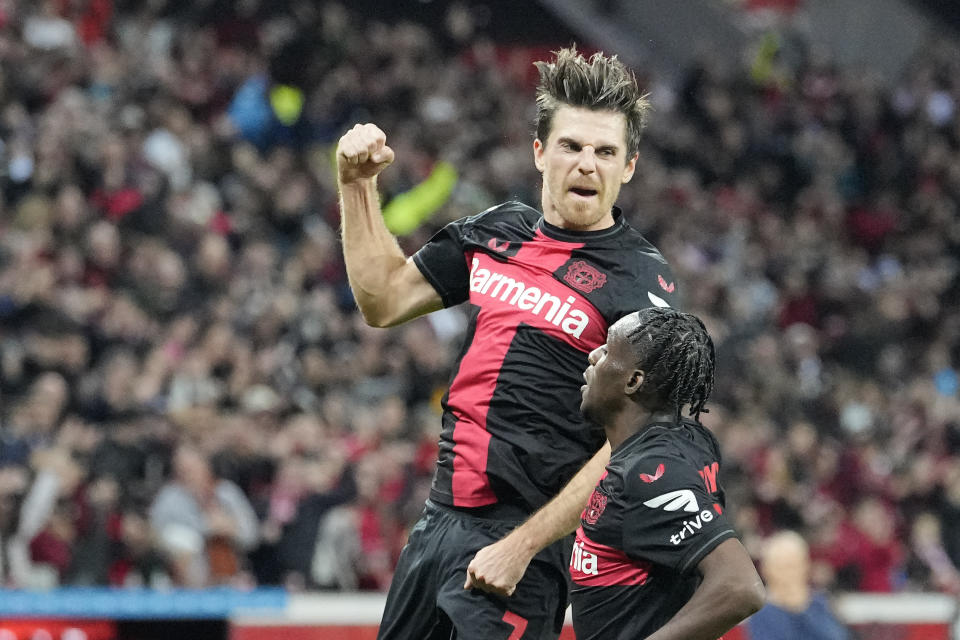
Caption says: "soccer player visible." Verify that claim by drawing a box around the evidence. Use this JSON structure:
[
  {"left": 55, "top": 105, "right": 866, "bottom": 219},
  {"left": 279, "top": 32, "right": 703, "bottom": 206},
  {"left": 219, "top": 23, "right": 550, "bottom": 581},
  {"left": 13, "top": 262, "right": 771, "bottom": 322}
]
[
  {"left": 571, "top": 307, "right": 764, "bottom": 640},
  {"left": 338, "top": 48, "right": 680, "bottom": 639}
]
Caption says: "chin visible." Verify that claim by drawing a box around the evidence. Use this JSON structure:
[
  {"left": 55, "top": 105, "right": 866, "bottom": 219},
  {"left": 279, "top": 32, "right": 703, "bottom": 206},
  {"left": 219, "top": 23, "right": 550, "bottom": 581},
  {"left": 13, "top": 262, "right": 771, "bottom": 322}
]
[
  {"left": 562, "top": 211, "right": 603, "bottom": 229},
  {"left": 581, "top": 402, "right": 602, "bottom": 427}
]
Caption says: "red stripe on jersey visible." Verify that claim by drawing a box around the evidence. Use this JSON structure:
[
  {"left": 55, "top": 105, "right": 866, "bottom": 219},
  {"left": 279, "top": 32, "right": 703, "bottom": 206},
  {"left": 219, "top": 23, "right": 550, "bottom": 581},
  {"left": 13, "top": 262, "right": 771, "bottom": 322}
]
[
  {"left": 448, "top": 233, "right": 607, "bottom": 506},
  {"left": 447, "top": 306, "right": 513, "bottom": 506},
  {"left": 570, "top": 526, "right": 651, "bottom": 586}
]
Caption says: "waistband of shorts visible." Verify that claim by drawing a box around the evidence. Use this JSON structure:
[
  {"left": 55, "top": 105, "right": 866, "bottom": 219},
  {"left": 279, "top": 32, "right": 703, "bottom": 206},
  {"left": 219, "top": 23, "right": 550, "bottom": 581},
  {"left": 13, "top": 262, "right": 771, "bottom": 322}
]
[{"left": 425, "top": 499, "right": 528, "bottom": 526}]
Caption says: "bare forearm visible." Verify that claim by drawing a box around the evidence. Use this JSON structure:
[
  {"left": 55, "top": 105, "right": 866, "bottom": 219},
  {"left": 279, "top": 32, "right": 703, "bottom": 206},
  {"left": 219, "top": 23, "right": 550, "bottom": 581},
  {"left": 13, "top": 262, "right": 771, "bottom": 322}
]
[
  {"left": 464, "top": 442, "right": 612, "bottom": 595},
  {"left": 336, "top": 124, "right": 442, "bottom": 327},
  {"left": 511, "top": 442, "right": 611, "bottom": 554},
  {"left": 644, "top": 573, "right": 764, "bottom": 640},
  {"left": 339, "top": 179, "right": 408, "bottom": 316}
]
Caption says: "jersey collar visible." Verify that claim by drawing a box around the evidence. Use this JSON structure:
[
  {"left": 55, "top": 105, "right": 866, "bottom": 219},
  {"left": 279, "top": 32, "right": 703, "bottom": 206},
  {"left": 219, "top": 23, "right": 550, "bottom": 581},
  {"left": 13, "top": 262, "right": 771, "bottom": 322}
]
[
  {"left": 538, "top": 206, "right": 627, "bottom": 242},
  {"left": 612, "top": 419, "right": 689, "bottom": 455}
]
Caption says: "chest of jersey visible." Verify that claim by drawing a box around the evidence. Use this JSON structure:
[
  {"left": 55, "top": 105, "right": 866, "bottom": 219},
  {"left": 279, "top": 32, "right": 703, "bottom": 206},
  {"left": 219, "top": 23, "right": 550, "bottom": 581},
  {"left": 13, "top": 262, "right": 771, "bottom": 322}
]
[{"left": 466, "top": 239, "right": 607, "bottom": 351}]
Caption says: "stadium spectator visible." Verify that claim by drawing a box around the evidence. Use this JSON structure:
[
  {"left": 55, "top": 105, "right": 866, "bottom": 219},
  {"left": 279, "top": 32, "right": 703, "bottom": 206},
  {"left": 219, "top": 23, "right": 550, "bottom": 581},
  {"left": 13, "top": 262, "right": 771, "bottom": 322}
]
[
  {"left": 149, "top": 444, "right": 258, "bottom": 587},
  {"left": 749, "top": 530, "right": 849, "bottom": 640}
]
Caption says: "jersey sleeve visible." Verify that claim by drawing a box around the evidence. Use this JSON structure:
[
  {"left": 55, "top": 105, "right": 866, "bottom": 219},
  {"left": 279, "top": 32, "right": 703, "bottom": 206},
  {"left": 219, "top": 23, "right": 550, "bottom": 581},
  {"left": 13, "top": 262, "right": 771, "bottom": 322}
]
[
  {"left": 639, "top": 261, "right": 681, "bottom": 312},
  {"left": 653, "top": 263, "right": 681, "bottom": 309},
  {"left": 412, "top": 218, "right": 471, "bottom": 308},
  {"left": 620, "top": 456, "right": 736, "bottom": 574}
]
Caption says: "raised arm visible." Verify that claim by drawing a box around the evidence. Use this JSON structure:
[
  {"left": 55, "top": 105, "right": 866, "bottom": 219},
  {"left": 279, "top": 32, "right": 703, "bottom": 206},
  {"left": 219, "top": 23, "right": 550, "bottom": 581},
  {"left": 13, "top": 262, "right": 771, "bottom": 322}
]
[
  {"left": 337, "top": 123, "right": 443, "bottom": 327},
  {"left": 465, "top": 441, "right": 611, "bottom": 595},
  {"left": 645, "top": 538, "right": 765, "bottom": 640}
]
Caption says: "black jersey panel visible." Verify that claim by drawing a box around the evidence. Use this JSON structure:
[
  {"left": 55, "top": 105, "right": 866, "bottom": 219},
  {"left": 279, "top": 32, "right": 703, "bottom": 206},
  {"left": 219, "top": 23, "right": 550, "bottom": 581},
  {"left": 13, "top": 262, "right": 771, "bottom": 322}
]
[
  {"left": 570, "top": 419, "right": 739, "bottom": 639},
  {"left": 418, "top": 202, "right": 679, "bottom": 512}
]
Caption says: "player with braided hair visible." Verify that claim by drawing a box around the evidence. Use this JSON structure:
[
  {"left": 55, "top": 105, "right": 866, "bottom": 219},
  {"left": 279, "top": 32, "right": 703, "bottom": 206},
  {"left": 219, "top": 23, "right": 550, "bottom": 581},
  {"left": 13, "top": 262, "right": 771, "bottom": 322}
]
[
  {"left": 571, "top": 308, "right": 764, "bottom": 640},
  {"left": 622, "top": 307, "right": 715, "bottom": 422}
]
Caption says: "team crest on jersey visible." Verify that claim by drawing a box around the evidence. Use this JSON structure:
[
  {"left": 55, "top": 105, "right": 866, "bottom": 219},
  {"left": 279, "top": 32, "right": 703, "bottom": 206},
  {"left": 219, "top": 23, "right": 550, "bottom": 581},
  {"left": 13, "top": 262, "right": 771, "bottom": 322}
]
[
  {"left": 584, "top": 489, "right": 608, "bottom": 525},
  {"left": 564, "top": 260, "right": 607, "bottom": 293}
]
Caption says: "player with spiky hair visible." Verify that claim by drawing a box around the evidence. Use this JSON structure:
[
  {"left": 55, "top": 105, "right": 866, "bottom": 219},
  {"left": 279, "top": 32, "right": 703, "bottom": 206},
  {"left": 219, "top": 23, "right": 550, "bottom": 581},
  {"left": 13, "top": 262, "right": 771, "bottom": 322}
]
[{"left": 338, "top": 46, "right": 681, "bottom": 639}]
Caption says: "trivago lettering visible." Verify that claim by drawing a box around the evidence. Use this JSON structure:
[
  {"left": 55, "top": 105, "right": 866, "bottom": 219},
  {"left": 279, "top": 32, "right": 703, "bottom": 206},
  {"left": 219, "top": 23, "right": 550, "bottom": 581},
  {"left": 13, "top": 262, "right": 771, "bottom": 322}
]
[
  {"left": 670, "top": 510, "right": 715, "bottom": 545},
  {"left": 470, "top": 257, "right": 590, "bottom": 338}
]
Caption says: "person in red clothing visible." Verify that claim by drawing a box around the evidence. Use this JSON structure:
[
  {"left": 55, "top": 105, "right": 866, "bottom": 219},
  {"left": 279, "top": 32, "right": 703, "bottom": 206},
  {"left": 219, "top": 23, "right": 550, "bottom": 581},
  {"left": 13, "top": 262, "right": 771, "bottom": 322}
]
[
  {"left": 844, "top": 497, "right": 903, "bottom": 592},
  {"left": 811, "top": 497, "right": 903, "bottom": 592}
]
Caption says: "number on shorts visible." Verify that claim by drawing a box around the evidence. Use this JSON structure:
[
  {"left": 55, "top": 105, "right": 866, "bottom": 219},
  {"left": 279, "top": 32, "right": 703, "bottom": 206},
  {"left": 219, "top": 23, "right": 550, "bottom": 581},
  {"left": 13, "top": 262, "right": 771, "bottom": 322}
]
[{"left": 502, "top": 611, "right": 528, "bottom": 640}]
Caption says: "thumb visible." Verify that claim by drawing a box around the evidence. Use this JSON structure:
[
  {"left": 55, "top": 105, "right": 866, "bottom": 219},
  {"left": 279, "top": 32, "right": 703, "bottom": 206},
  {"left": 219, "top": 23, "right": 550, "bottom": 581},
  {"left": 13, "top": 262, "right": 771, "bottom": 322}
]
[{"left": 372, "top": 145, "right": 395, "bottom": 165}]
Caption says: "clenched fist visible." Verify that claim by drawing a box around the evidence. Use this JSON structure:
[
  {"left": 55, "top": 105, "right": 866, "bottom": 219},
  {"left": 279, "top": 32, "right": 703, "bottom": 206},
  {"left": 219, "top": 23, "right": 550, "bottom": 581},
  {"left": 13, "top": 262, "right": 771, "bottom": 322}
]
[{"left": 337, "top": 123, "right": 395, "bottom": 185}]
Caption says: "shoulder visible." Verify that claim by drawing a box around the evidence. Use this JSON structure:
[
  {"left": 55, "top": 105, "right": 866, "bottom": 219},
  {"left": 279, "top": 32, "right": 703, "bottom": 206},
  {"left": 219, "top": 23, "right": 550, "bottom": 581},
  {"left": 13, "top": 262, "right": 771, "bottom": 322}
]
[
  {"left": 437, "top": 201, "right": 540, "bottom": 245},
  {"left": 150, "top": 484, "right": 193, "bottom": 511},
  {"left": 575, "top": 225, "right": 680, "bottom": 316},
  {"left": 685, "top": 419, "right": 724, "bottom": 461},
  {"left": 640, "top": 419, "right": 722, "bottom": 462},
  {"left": 215, "top": 479, "right": 249, "bottom": 501},
  {"left": 156, "top": 483, "right": 191, "bottom": 500},
  {"left": 617, "top": 226, "right": 671, "bottom": 266},
  {"left": 462, "top": 200, "right": 540, "bottom": 228},
  {"left": 614, "top": 229, "right": 676, "bottom": 301},
  {"left": 633, "top": 423, "right": 699, "bottom": 458},
  {"left": 615, "top": 434, "right": 707, "bottom": 500}
]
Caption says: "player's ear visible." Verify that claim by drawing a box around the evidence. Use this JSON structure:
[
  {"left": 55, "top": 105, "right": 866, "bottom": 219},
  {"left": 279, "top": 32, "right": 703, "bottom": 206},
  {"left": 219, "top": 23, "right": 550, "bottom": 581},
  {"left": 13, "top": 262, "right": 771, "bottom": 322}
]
[
  {"left": 625, "top": 369, "right": 644, "bottom": 395},
  {"left": 621, "top": 152, "right": 638, "bottom": 184},
  {"left": 533, "top": 139, "right": 545, "bottom": 172}
]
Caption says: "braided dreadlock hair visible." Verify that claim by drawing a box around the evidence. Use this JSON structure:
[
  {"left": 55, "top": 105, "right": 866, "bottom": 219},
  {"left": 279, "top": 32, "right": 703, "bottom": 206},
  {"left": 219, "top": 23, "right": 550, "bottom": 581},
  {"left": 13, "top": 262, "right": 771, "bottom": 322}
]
[{"left": 626, "top": 308, "right": 716, "bottom": 421}]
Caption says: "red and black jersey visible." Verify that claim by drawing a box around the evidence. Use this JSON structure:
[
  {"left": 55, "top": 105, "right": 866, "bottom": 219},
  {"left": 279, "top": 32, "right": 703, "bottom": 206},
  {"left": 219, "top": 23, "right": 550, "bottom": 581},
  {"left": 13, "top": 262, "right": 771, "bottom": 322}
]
[
  {"left": 569, "top": 419, "right": 737, "bottom": 640},
  {"left": 413, "top": 201, "right": 680, "bottom": 513}
]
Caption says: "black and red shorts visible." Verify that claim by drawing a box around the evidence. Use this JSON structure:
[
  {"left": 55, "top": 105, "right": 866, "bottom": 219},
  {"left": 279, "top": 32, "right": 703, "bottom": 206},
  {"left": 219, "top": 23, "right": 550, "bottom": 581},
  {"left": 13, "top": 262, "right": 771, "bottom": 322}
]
[{"left": 377, "top": 500, "right": 570, "bottom": 640}]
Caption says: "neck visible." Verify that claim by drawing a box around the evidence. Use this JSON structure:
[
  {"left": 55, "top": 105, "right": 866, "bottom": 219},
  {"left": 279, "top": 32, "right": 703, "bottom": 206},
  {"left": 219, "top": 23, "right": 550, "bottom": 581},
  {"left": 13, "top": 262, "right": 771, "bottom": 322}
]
[{"left": 605, "top": 407, "right": 677, "bottom": 451}]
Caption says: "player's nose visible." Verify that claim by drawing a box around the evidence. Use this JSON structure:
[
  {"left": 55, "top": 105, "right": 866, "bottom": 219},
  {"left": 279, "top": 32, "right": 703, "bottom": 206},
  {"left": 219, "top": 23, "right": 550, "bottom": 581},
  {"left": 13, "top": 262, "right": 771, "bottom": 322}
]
[
  {"left": 587, "top": 346, "right": 602, "bottom": 365},
  {"left": 577, "top": 148, "right": 597, "bottom": 173}
]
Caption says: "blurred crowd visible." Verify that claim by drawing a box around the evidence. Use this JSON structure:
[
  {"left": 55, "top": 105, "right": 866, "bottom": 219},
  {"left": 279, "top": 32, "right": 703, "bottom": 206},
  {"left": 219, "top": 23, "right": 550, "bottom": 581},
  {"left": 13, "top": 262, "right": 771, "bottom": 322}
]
[{"left": 0, "top": 0, "right": 958, "bottom": 596}]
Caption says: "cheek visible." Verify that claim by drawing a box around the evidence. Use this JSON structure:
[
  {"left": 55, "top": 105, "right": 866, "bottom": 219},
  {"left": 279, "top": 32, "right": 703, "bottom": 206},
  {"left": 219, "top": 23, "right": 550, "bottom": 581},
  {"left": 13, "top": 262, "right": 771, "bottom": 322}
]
[
  {"left": 603, "top": 170, "right": 619, "bottom": 189},
  {"left": 548, "top": 170, "right": 566, "bottom": 192}
]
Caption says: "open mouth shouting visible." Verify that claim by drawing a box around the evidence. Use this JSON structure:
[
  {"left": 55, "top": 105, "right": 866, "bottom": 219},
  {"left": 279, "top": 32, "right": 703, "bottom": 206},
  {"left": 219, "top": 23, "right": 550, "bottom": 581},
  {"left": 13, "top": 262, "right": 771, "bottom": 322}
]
[{"left": 569, "top": 186, "right": 598, "bottom": 199}]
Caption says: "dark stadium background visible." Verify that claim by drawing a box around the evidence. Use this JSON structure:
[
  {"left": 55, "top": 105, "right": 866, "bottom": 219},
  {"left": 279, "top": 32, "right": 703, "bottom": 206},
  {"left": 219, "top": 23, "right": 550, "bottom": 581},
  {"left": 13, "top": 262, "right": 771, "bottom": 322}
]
[{"left": 0, "top": 0, "right": 958, "bottom": 638}]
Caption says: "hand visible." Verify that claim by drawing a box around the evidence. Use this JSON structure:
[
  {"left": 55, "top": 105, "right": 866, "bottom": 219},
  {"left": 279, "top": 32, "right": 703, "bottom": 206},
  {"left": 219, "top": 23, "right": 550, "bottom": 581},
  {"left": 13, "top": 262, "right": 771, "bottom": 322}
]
[
  {"left": 463, "top": 533, "right": 534, "bottom": 597},
  {"left": 337, "top": 123, "right": 395, "bottom": 185}
]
